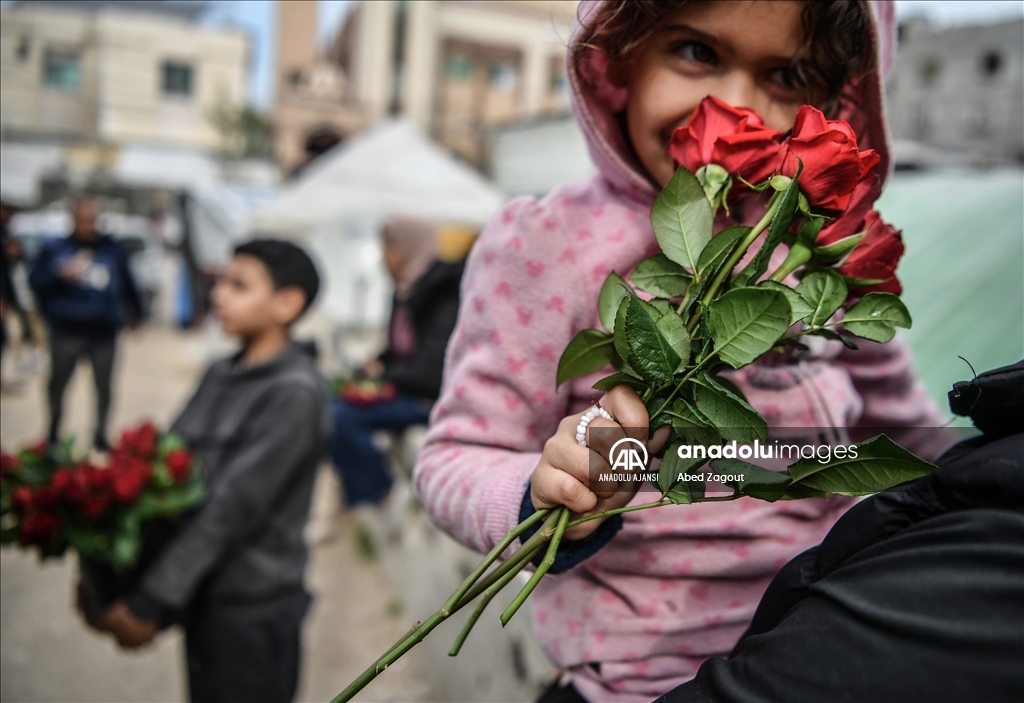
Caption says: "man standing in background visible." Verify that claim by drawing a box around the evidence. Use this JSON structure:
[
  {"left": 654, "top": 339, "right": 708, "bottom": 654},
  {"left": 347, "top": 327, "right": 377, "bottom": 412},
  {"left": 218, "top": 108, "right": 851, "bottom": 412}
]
[{"left": 29, "top": 197, "right": 143, "bottom": 451}]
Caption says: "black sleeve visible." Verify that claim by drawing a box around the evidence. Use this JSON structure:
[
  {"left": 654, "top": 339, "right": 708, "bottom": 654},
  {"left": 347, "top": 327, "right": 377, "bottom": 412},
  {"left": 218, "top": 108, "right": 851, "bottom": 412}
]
[
  {"left": 130, "top": 385, "right": 324, "bottom": 613},
  {"left": 0, "top": 246, "right": 18, "bottom": 310},
  {"left": 384, "top": 282, "right": 461, "bottom": 400},
  {"left": 116, "top": 244, "right": 144, "bottom": 322},
  {"left": 657, "top": 509, "right": 1024, "bottom": 703}
]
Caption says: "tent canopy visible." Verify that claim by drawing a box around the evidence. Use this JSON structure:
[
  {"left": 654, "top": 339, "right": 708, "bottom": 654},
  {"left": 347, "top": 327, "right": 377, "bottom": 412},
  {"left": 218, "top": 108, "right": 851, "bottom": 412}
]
[{"left": 249, "top": 120, "right": 504, "bottom": 236}]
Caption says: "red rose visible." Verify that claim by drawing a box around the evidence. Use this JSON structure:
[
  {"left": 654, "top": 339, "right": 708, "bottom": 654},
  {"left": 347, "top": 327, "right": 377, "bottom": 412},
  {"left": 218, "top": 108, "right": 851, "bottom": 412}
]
[
  {"left": 11, "top": 486, "right": 34, "bottom": 514},
  {"left": 111, "top": 458, "right": 151, "bottom": 503},
  {"left": 51, "top": 468, "right": 74, "bottom": 499},
  {"left": 32, "top": 485, "right": 60, "bottom": 511},
  {"left": 165, "top": 449, "right": 193, "bottom": 484},
  {"left": 119, "top": 422, "right": 158, "bottom": 459},
  {"left": 1, "top": 452, "right": 19, "bottom": 477},
  {"left": 18, "top": 511, "right": 60, "bottom": 547},
  {"left": 80, "top": 495, "right": 110, "bottom": 521},
  {"left": 780, "top": 105, "right": 881, "bottom": 212},
  {"left": 836, "top": 211, "right": 904, "bottom": 300},
  {"left": 815, "top": 175, "right": 882, "bottom": 247},
  {"left": 669, "top": 96, "right": 783, "bottom": 185}
]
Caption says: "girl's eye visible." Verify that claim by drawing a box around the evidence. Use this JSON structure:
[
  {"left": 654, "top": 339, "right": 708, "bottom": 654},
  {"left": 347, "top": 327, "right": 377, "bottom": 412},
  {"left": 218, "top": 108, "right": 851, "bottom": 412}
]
[
  {"left": 766, "top": 66, "right": 804, "bottom": 92},
  {"left": 676, "top": 41, "right": 718, "bottom": 66}
]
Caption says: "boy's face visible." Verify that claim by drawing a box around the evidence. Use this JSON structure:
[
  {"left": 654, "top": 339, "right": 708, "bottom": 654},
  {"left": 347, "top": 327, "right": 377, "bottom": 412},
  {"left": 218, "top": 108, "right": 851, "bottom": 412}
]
[
  {"left": 622, "top": 0, "right": 808, "bottom": 188},
  {"left": 212, "top": 254, "right": 305, "bottom": 339}
]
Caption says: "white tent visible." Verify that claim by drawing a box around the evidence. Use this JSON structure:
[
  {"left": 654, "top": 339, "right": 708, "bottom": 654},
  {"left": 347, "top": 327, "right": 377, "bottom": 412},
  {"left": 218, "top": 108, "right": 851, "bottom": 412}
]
[
  {"left": 249, "top": 120, "right": 504, "bottom": 236},
  {"left": 248, "top": 120, "right": 503, "bottom": 331}
]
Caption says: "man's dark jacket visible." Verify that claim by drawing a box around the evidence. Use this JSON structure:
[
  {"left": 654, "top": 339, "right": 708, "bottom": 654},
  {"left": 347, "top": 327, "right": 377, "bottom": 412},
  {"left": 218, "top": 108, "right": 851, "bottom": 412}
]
[
  {"left": 379, "top": 259, "right": 463, "bottom": 402},
  {"left": 29, "top": 233, "right": 142, "bottom": 336},
  {"left": 659, "top": 360, "right": 1024, "bottom": 703},
  {"left": 128, "top": 343, "right": 332, "bottom": 623}
]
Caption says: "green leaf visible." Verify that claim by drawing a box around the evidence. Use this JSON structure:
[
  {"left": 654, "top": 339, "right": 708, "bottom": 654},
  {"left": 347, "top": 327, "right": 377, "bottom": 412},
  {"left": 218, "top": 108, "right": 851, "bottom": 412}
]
[
  {"left": 651, "top": 166, "right": 714, "bottom": 270},
  {"left": 622, "top": 292, "right": 680, "bottom": 382},
  {"left": 692, "top": 375, "right": 768, "bottom": 444},
  {"left": 707, "top": 287, "right": 792, "bottom": 368},
  {"left": 654, "top": 309, "right": 691, "bottom": 371},
  {"left": 598, "top": 272, "right": 630, "bottom": 333},
  {"left": 613, "top": 297, "right": 634, "bottom": 371},
  {"left": 796, "top": 270, "right": 848, "bottom": 328},
  {"left": 659, "top": 442, "right": 708, "bottom": 504},
  {"left": 758, "top": 281, "right": 813, "bottom": 325},
  {"left": 630, "top": 255, "right": 693, "bottom": 298},
  {"left": 734, "top": 165, "right": 802, "bottom": 287},
  {"left": 711, "top": 459, "right": 792, "bottom": 501},
  {"left": 697, "top": 226, "right": 749, "bottom": 280},
  {"left": 556, "top": 329, "right": 616, "bottom": 388},
  {"left": 787, "top": 434, "right": 937, "bottom": 495},
  {"left": 842, "top": 293, "right": 912, "bottom": 343},
  {"left": 591, "top": 372, "right": 650, "bottom": 393},
  {"left": 667, "top": 399, "right": 721, "bottom": 447},
  {"left": 814, "top": 232, "right": 864, "bottom": 261}
]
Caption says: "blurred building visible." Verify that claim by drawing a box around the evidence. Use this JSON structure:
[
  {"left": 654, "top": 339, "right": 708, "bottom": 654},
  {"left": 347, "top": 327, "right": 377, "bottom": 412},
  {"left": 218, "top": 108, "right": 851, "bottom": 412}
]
[
  {"left": 887, "top": 18, "right": 1024, "bottom": 165},
  {"left": 273, "top": 0, "right": 578, "bottom": 173},
  {"left": 273, "top": 0, "right": 367, "bottom": 176},
  {"left": 0, "top": 0, "right": 250, "bottom": 152}
]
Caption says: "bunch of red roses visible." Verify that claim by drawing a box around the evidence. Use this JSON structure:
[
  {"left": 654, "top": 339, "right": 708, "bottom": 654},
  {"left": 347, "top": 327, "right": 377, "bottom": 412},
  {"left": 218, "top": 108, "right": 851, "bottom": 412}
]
[
  {"left": 669, "top": 95, "right": 903, "bottom": 300},
  {"left": 333, "top": 376, "right": 398, "bottom": 406},
  {"left": 1, "top": 422, "right": 203, "bottom": 569}
]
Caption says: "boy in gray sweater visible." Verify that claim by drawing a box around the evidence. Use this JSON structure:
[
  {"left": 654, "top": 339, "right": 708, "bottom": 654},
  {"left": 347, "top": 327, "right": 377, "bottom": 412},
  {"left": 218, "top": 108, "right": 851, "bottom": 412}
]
[{"left": 96, "top": 239, "right": 331, "bottom": 703}]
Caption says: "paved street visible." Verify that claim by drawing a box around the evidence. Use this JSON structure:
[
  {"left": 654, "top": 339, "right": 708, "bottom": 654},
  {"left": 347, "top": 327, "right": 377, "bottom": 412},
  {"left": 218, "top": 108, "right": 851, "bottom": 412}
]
[{"left": 0, "top": 323, "right": 435, "bottom": 703}]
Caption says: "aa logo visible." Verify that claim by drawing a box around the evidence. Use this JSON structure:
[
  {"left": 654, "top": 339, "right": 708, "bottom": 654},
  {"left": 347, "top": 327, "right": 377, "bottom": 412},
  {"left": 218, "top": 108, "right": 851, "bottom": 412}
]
[{"left": 609, "top": 437, "right": 648, "bottom": 472}]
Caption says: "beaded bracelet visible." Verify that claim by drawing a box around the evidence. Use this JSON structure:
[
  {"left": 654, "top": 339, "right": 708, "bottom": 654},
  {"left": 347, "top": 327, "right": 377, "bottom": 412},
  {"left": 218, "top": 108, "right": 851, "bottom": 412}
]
[{"left": 576, "top": 404, "right": 614, "bottom": 447}]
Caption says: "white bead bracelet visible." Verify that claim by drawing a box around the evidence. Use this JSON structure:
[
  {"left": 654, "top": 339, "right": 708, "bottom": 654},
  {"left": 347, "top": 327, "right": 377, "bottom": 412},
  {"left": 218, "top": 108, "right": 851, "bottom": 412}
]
[{"left": 576, "top": 404, "right": 613, "bottom": 447}]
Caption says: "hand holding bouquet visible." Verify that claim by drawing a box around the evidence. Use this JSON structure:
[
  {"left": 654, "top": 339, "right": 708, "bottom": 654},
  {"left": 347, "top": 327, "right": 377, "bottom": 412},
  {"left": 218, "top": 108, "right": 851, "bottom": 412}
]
[{"left": 332, "top": 97, "right": 933, "bottom": 702}]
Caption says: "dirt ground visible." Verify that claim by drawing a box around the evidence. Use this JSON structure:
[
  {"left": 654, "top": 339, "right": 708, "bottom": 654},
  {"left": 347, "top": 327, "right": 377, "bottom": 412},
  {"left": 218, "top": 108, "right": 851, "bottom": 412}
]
[{"left": 0, "top": 323, "right": 436, "bottom": 703}]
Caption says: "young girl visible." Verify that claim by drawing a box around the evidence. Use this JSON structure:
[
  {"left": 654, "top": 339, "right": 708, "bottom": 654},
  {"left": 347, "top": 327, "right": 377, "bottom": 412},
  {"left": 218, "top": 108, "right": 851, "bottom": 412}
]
[{"left": 414, "top": 2, "right": 947, "bottom": 702}]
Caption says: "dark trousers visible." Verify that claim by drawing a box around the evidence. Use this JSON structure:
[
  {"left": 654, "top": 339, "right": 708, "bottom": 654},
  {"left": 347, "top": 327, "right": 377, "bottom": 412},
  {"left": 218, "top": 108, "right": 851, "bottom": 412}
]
[
  {"left": 329, "top": 393, "right": 430, "bottom": 506},
  {"left": 185, "top": 592, "right": 311, "bottom": 703},
  {"left": 47, "top": 330, "right": 116, "bottom": 445}
]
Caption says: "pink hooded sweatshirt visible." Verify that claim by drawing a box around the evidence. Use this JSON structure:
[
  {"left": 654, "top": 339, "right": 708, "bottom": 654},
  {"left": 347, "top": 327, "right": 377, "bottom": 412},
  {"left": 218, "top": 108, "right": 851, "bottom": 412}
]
[{"left": 414, "top": 2, "right": 947, "bottom": 701}]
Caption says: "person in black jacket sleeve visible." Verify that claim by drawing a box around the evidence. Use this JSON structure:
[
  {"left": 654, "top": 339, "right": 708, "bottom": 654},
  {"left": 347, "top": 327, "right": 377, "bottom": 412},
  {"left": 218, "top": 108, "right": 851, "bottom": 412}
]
[
  {"left": 29, "top": 197, "right": 143, "bottom": 450},
  {"left": 331, "top": 216, "right": 464, "bottom": 506},
  {"left": 657, "top": 360, "right": 1024, "bottom": 703}
]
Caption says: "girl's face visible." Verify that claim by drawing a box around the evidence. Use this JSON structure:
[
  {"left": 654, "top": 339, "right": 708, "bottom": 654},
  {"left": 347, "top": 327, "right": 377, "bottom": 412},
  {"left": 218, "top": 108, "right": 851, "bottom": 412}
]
[{"left": 623, "top": 1, "right": 809, "bottom": 187}]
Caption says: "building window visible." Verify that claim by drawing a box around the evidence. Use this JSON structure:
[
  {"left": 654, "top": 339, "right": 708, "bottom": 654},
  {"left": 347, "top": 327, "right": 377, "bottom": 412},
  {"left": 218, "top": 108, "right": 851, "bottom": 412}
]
[
  {"left": 918, "top": 57, "right": 941, "bottom": 86},
  {"left": 445, "top": 53, "right": 474, "bottom": 81},
  {"left": 43, "top": 48, "right": 81, "bottom": 90},
  {"left": 981, "top": 51, "right": 1003, "bottom": 78},
  {"left": 488, "top": 61, "right": 519, "bottom": 93},
  {"left": 161, "top": 61, "right": 194, "bottom": 97}
]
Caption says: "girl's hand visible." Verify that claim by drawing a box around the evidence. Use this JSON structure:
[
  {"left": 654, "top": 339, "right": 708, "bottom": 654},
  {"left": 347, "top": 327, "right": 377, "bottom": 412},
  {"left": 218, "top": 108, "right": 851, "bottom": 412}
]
[{"left": 530, "top": 385, "right": 671, "bottom": 540}]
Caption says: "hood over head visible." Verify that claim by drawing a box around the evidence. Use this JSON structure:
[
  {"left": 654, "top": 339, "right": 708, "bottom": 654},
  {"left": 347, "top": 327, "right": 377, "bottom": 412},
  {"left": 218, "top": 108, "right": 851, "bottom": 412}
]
[{"left": 567, "top": 0, "right": 897, "bottom": 205}]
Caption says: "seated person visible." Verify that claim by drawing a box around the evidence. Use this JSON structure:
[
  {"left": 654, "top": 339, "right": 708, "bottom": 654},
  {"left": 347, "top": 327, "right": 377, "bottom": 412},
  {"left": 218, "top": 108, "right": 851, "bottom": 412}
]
[
  {"left": 331, "top": 217, "right": 465, "bottom": 506},
  {"left": 94, "top": 239, "right": 332, "bottom": 703},
  {"left": 658, "top": 360, "right": 1024, "bottom": 703}
]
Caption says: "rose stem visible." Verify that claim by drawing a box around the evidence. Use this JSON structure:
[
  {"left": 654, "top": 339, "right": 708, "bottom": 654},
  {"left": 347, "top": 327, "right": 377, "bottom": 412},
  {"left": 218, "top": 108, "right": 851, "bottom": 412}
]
[
  {"left": 448, "top": 541, "right": 544, "bottom": 656},
  {"left": 500, "top": 506, "right": 571, "bottom": 626},
  {"left": 331, "top": 509, "right": 559, "bottom": 703},
  {"left": 687, "top": 192, "right": 781, "bottom": 333},
  {"left": 440, "top": 506, "right": 551, "bottom": 615}
]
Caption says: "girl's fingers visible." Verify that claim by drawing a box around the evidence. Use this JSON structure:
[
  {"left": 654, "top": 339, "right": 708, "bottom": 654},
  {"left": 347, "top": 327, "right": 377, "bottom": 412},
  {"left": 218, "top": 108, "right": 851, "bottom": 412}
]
[{"left": 599, "top": 385, "right": 651, "bottom": 442}]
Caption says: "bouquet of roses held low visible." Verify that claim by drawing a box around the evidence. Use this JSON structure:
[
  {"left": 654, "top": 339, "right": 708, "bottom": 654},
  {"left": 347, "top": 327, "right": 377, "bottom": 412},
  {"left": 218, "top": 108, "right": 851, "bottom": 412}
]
[
  {"left": 0, "top": 421, "right": 204, "bottom": 571},
  {"left": 332, "top": 97, "right": 934, "bottom": 703},
  {"left": 333, "top": 375, "right": 398, "bottom": 406}
]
